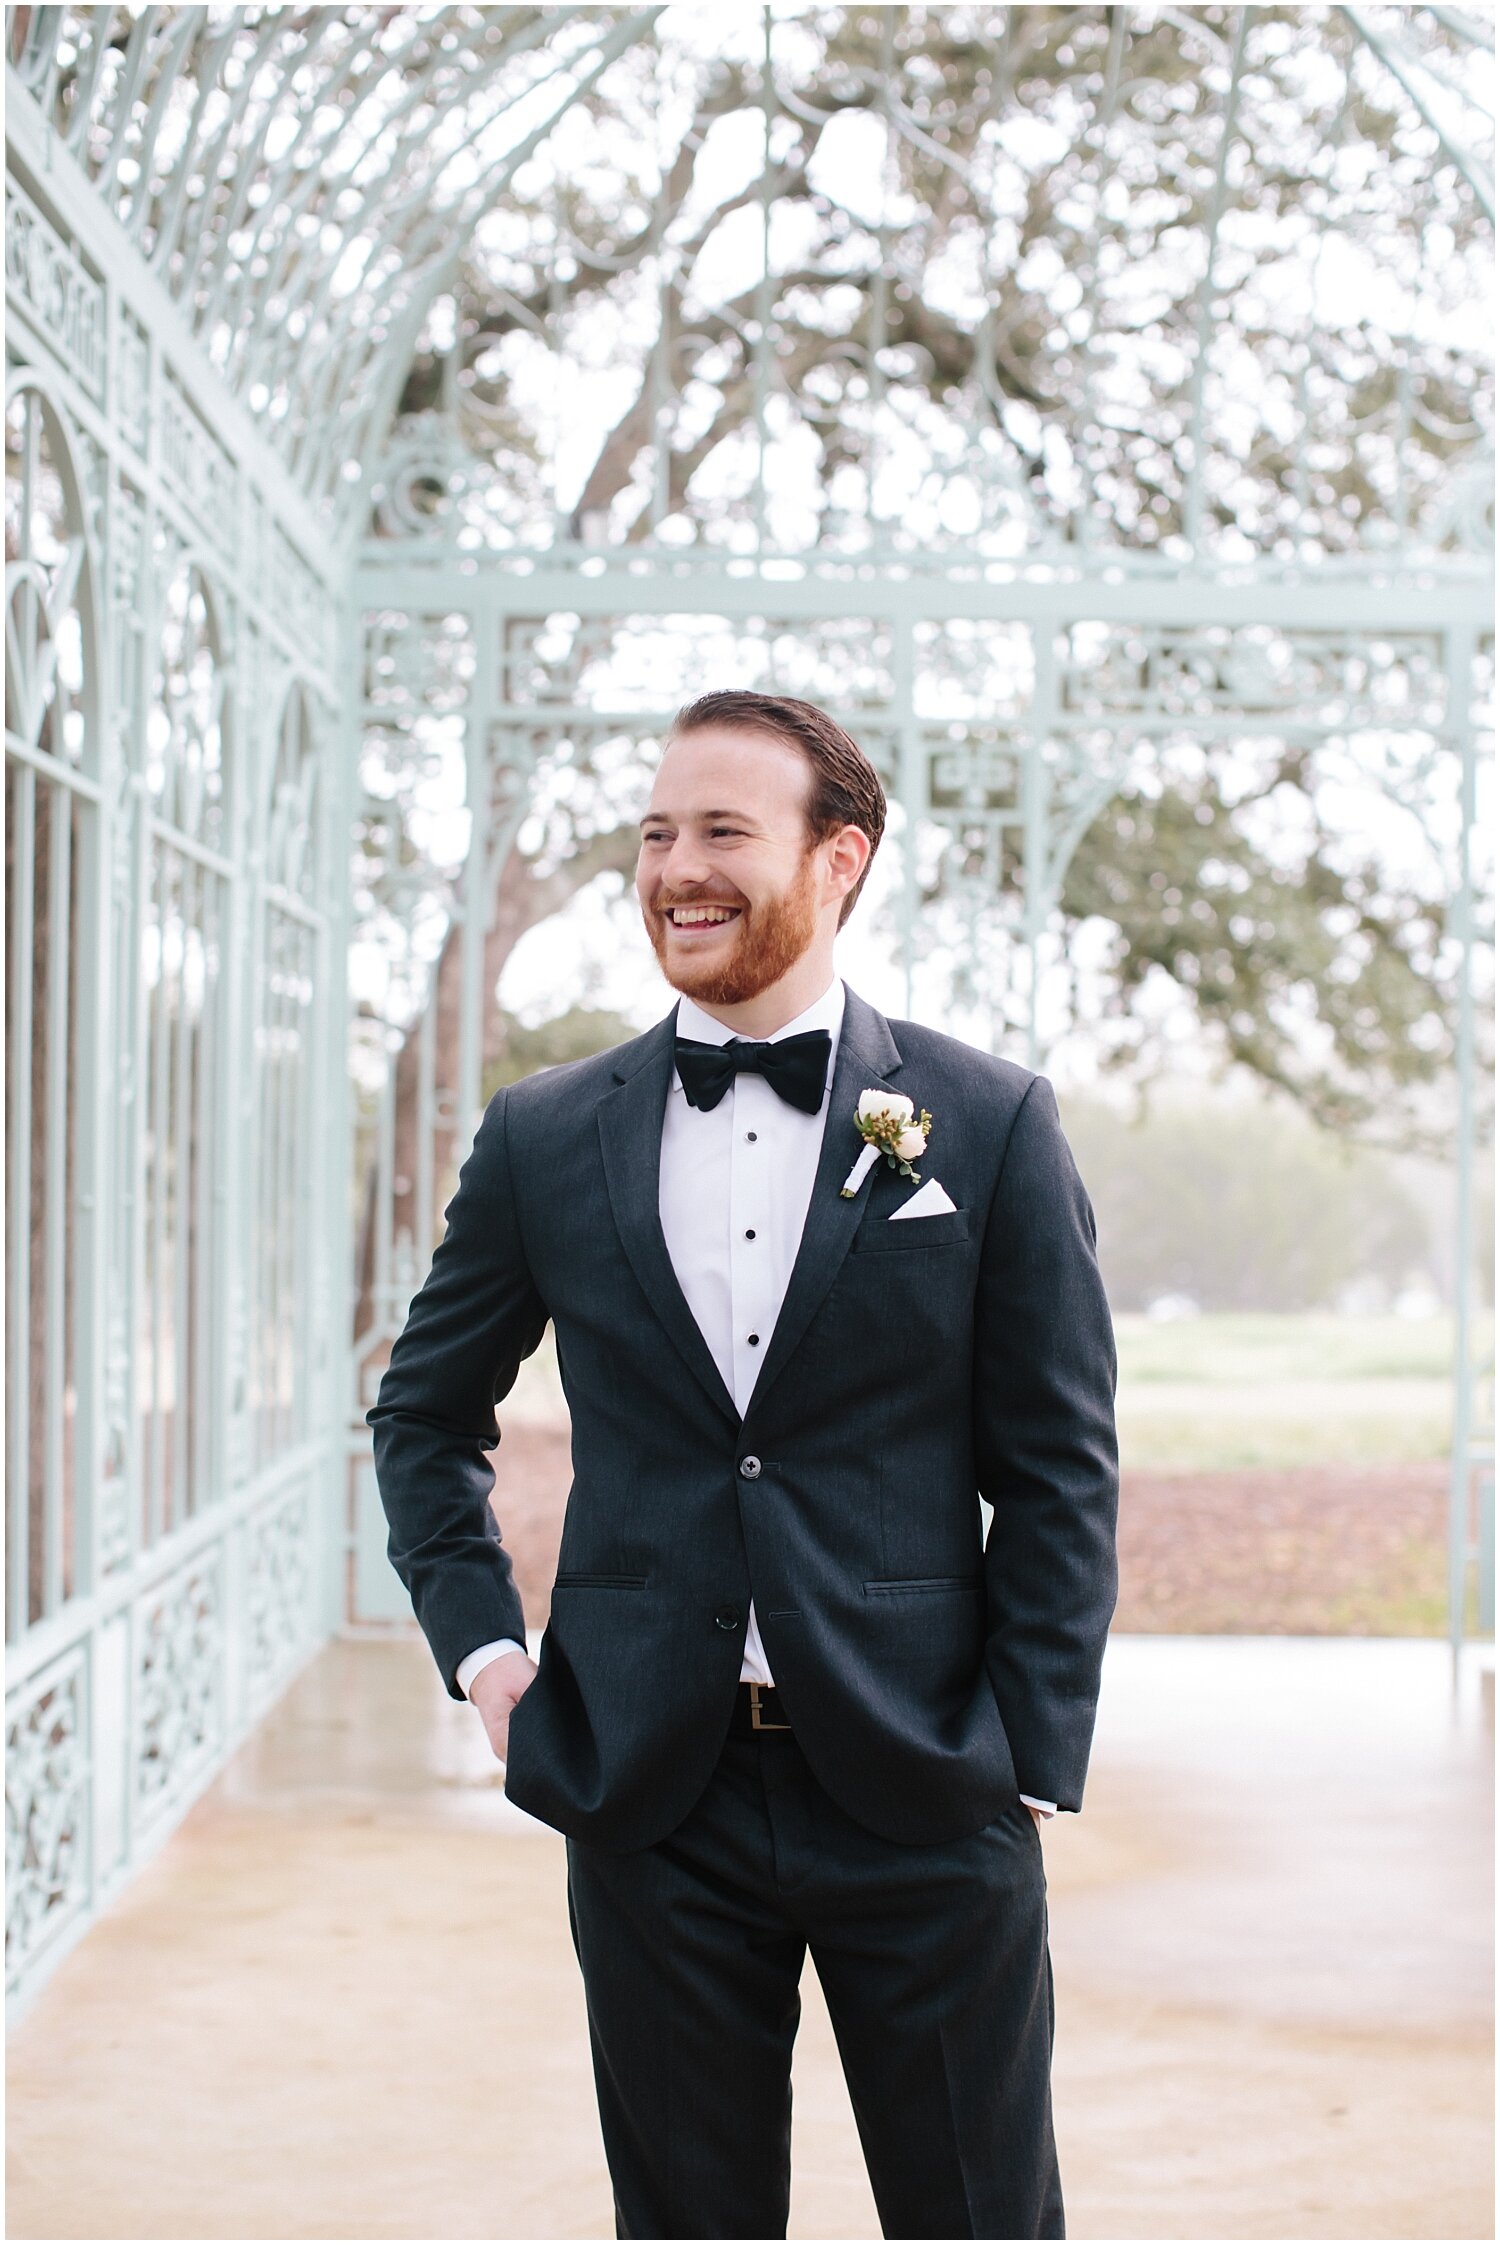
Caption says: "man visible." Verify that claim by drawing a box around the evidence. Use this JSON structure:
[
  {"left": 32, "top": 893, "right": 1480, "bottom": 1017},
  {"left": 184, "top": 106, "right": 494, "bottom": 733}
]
[{"left": 367, "top": 689, "right": 1119, "bottom": 2241}]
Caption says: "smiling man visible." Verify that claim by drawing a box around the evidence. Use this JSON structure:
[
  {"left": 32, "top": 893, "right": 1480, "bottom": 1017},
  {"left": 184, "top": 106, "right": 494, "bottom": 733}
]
[{"left": 368, "top": 689, "right": 1119, "bottom": 2240}]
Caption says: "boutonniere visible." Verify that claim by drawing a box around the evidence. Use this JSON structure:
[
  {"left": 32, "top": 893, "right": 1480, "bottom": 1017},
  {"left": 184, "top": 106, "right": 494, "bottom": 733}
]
[{"left": 840, "top": 1089, "right": 934, "bottom": 1198}]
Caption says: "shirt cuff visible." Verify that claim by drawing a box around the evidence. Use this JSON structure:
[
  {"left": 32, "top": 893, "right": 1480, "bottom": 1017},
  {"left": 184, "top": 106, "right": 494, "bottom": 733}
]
[
  {"left": 456, "top": 1639, "right": 528, "bottom": 1699},
  {"left": 1019, "top": 1794, "right": 1057, "bottom": 1818}
]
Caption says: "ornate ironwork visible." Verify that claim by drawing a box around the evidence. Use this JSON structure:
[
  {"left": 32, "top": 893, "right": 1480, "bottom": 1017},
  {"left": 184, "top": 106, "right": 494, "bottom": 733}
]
[
  {"left": 246, "top": 1488, "right": 315, "bottom": 1707},
  {"left": 134, "top": 1556, "right": 223, "bottom": 1823},
  {"left": 5, "top": 1649, "right": 89, "bottom": 1983}
]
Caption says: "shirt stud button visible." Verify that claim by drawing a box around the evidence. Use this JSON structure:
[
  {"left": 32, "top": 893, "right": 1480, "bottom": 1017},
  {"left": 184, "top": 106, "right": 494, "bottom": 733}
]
[
  {"left": 745, "top": 1131, "right": 757, "bottom": 1142},
  {"left": 744, "top": 1228, "right": 756, "bottom": 1239},
  {"left": 748, "top": 1333, "right": 759, "bottom": 1345}
]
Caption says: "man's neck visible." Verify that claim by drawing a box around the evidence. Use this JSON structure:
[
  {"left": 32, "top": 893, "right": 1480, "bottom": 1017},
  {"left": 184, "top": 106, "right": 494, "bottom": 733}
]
[{"left": 676, "top": 958, "right": 838, "bottom": 1040}]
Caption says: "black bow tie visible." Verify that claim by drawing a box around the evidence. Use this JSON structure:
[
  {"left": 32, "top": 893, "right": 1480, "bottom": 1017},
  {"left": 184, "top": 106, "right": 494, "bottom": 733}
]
[{"left": 674, "top": 1028, "right": 832, "bottom": 1116}]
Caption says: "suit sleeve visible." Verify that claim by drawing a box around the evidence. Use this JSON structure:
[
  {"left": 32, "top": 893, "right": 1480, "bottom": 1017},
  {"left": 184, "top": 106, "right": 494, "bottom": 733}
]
[
  {"left": 365, "top": 1087, "right": 550, "bottom": 1700},
  {"left": 973, "top": 1073, "right": 1119, "bottom": 1811}
]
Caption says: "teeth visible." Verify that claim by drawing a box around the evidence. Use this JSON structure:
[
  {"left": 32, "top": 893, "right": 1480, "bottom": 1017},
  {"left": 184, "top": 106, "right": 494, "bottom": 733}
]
[{"left": 669, "top": 906, "right": 739, "bottom": 926}]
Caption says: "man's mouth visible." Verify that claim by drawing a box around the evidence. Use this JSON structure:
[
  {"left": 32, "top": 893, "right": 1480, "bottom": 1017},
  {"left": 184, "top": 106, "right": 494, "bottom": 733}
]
[{"left": 663, "top": 904, "right": 743, "bottom": 931}]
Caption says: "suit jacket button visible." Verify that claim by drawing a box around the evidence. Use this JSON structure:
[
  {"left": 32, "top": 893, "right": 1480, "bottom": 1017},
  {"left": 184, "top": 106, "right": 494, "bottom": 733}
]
[
  {"left": 714, "top": 1604, "right": 741, "bottom": 1631},
  {"left": 739, "top": 1455, "right": 761, "bottom": 1479}
]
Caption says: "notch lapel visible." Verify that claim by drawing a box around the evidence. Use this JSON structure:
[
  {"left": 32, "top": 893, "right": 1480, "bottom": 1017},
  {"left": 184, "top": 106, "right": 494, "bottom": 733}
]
[
  {"left": 596, "top": 1005, "right": 740, "bottom": 1428},
  {"left": 744, "top": 984, "right": 903, "bottom": 1416}
]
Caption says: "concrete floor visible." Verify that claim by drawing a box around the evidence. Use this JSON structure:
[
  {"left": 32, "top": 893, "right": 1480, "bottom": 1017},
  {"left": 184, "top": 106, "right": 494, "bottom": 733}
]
[{"left": 6, "top": 1634, "right": 1493, "bottom": 2241}]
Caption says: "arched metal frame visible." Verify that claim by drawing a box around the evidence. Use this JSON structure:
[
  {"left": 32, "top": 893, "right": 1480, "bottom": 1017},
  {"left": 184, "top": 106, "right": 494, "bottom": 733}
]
[
  {"left": 250, "top": 683, "right": 325, "bottom": 1477},
  {"left": 5, "top": 369, "right": 101, "bottom": 1632},
  {"left": 5, "top": 89, "right": 346, "bottom": 2015},
  {"left": 4, "top": 4, "right": 1493, "bottom": 2016}
]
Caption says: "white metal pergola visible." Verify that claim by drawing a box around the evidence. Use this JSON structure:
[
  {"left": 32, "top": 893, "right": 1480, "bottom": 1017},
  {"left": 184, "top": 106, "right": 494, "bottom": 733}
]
[{"left": 5, "top": 4, "right": 1493, "bottom": 2018}]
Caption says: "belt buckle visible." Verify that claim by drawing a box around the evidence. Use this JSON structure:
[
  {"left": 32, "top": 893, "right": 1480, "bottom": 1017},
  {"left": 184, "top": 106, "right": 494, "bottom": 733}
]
[{"left": 748, "top": 1682, "right": 790, "bottom": 1732}]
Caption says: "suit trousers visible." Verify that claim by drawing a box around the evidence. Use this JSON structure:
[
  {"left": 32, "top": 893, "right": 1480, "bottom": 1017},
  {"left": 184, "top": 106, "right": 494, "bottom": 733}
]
[{"left": 563, "top": 1721, "right": 1065, "bottom": 2241}]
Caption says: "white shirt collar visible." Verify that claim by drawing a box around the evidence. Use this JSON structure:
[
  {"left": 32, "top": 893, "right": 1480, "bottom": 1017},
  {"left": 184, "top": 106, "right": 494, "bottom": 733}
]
[{"left": 674, "top": 973, "right": 845, "bottom": 1051}]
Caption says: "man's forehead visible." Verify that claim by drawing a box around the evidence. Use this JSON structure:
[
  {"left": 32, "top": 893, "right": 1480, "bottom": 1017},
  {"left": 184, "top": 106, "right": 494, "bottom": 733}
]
[{"left": 644, "top": 732, "right": 809, "bottom": 818}]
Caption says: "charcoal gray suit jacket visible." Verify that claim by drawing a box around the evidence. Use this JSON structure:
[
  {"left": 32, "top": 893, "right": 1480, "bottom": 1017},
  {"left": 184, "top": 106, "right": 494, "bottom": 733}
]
[{"left": 366, "top": 980, "right": 1118, "bottom": 1850}]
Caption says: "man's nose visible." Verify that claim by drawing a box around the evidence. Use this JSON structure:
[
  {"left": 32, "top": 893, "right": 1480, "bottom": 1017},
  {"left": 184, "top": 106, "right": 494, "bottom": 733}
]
[{"left": 659, "top": 836, "right": 714, "bottom": 889}]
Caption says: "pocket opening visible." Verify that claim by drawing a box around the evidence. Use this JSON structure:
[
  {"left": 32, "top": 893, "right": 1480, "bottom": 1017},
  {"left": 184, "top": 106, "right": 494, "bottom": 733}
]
[{"left": 552, "top": 1571, "right": 649, "bottom": 1589}]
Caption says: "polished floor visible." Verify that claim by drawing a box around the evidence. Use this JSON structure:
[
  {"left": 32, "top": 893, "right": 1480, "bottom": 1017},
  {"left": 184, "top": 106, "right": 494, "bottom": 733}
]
[{"left": 6, "top": 1635, "right": 1493, "bottom": 2241}]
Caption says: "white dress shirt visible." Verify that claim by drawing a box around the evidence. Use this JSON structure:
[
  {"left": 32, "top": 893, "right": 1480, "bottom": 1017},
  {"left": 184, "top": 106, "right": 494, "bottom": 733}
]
[{"left": 456, "top": 972, "right": 1056, "bottom": 1817}]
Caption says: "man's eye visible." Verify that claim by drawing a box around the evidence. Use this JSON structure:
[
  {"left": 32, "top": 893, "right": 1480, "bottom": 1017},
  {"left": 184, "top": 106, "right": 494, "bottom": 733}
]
[{"left": 643, "top": 827, "right": 740, "bottom": 839}]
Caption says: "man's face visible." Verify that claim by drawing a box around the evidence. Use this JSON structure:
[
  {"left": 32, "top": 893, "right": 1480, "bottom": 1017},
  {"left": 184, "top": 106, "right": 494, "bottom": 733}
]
[{"left": 635, "top": 726, "right": 838, "bottom": 1007}]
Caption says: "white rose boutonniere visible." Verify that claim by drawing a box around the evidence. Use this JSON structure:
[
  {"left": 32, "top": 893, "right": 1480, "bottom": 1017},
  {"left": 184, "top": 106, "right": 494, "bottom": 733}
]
[{"left": 840, "top": 1088, "right": 934, "bottom": 1198}]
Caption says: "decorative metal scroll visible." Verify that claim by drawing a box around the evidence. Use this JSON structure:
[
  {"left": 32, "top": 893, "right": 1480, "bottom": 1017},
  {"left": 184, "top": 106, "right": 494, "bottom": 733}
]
[
  {"left": 5, "top": 1647, "right": 88, "bottom": 1985},
  {"left": 134, "top": 1555, "right": 223, "bottom": 1827}
]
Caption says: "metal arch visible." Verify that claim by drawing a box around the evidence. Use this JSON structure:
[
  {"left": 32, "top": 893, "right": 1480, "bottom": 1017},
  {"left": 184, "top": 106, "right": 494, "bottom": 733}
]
[
  {"left": 283, "top": 9, "right": 666, "bottom": 500},
  {"left": 1340, "top": 4, "right": 1495, "bottom": 221},
  {"left": 4, "top": 367, "right": 105, "bottom": 781},
  {"left": 4, "top": 364, "right": 107, "bottom": 1658},
  {"left": 245, "top": 8, "right": 664, "bottom": 500},
  {"left": 8, "top": 6, "right": 666, "bottom": 505},
  {"left": 216, "top": 16, "right": 552, "bottom": 396},
  {"left": 8, "top": 5, "right": 1492, "bottom": 532}
]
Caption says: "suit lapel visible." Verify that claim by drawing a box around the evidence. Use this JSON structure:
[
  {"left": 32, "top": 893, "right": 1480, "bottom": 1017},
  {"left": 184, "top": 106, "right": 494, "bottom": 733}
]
[
  {"left": 596, "top": 981, "right": 906, "bottom": 1431},
  {"left": 596, "top": 1002, "right": 741, "bottom": 1428},
  {"left": 743, "top": 983, "right": 902, "bottom": 1415}
]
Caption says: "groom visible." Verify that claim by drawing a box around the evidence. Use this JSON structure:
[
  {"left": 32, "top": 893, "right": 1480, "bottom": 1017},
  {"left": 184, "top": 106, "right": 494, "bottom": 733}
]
[{"left": 368, "top": 690, "right": 1118, "bottom": 2241}]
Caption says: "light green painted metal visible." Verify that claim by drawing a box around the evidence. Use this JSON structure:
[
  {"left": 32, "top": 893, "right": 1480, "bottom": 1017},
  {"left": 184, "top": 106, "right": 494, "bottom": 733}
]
[
  {"left": 1341, "top": 5, "right": 1496, "bottom": 220},
  {"left": 1444, "top": 626, "right": 1490, "bottom": 1670},
  {"left": 4, "top": 74, "right": 345, "bottom": 2018},
  {"left": 4, "top": 3, "right": 1494, "bottom": 2019}
]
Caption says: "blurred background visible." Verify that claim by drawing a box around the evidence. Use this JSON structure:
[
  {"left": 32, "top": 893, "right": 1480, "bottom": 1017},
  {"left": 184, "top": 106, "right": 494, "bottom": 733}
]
[
  {"left": 5, "top": 3, "right": 1493, "bottom": 2237},
  {"left": 341, "top": 0, "right": 1495, "bottom": 1655}
]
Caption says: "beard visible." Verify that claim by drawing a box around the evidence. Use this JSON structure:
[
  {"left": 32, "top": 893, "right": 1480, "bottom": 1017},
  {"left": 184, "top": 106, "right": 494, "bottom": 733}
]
[{"left": 644, "top": 847, "right": 821, "bottom": 1007}]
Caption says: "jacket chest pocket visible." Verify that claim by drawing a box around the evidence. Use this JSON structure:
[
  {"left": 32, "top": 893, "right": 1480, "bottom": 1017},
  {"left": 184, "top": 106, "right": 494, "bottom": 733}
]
[{"left": 848, "top": 1207, "right": 972, "bottom": 1254}]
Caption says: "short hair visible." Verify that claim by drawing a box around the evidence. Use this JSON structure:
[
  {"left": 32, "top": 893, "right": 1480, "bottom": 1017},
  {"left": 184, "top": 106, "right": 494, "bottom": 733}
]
[{"left": 665, "top": 690, "right": 887, "bottom": 929}]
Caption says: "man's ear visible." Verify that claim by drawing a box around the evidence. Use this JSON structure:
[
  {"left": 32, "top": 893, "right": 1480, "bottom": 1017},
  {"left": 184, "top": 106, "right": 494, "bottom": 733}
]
[{"left": 827, "top": 822, "right": 870, "bottom": 905}]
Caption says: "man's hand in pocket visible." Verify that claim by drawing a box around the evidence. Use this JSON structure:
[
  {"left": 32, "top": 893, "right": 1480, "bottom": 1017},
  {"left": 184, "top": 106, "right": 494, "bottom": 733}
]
[{"left": 468, "top": 1649, "right": 538, "bottom": 1764}]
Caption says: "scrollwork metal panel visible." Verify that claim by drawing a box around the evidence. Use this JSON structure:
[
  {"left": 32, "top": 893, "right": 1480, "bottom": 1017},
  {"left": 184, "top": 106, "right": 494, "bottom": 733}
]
[
  {"left": 3, "top": 175, "right": 104, "bottom": 399},
  {"left": 5, "top": 1647, "right": 89, "bottom": 1985},
  {"left": 133, "top": 1554, "right": 223, "bottom": 1826},
  {"left": 245, "top": 1486, "right": 316, "bottom": 1710}
]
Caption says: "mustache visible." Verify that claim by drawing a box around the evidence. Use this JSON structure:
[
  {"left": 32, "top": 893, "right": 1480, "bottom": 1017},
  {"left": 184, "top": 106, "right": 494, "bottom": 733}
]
[{"left": 654, "top": 892, "right": 747, "bottom": 911}]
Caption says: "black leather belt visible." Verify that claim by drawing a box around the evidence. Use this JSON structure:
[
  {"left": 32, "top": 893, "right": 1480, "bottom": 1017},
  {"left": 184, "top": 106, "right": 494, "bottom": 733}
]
[{"left": 730, "top": 1681, "right": 793, "bottom": 1737}]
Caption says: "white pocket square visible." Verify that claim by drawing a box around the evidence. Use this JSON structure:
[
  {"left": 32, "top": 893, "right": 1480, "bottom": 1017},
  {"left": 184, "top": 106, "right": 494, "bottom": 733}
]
[{"left": 889, "top": 1176, "right": 958, "bottom": 1219}]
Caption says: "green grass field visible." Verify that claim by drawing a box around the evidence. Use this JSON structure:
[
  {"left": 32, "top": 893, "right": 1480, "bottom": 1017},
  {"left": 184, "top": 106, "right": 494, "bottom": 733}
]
[
  {"left": 506, "top": 1309, "right": 1493, "bottom": 1474},
  {"left": 1115, "top": 1311, "right": 1493, "bottom": 1471}
]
